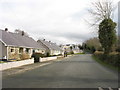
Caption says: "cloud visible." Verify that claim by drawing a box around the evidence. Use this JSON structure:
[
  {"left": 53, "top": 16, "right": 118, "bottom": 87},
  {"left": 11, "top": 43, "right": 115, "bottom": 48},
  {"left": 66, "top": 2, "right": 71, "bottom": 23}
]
[{"left": 0, "top": 0, "right": 119, "bottom": 45}]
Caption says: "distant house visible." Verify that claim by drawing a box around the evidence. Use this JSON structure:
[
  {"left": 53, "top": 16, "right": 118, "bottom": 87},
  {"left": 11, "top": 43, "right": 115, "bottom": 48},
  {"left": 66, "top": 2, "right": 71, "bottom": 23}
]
[
  {"left": 72, "top": 45, "right": 82, "bottom": 53},
  {"left": 61, "top": 45, "right": 71, "bottom": 53},
  {"left": 0, "top": 29, "right": 45, "bottom": 60},
  {"left": 37, "top": 39, "right": 62, "bottom": 56},
  {"left": 61, "top": 44, "right": 82, "bottom": 54}
]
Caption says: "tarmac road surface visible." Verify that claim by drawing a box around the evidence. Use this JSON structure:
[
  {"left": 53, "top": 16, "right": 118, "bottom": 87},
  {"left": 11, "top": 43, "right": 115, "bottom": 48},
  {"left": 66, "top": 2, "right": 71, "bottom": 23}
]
[{"left": 2, "top": 54, "right": 118, "bottom": 88}]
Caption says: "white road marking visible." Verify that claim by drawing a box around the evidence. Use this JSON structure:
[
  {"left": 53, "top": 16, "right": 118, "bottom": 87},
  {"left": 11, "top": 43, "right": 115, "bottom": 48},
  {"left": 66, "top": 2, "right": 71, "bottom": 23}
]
[
  {"left": 108, "top": 87, "right": 113, "bottom": 90},
  {"left": 98, "top": 87, "right": 104, "bottom": 90},
  {"left": 98, "top": 87, "right": 114, "bottom": 90}
]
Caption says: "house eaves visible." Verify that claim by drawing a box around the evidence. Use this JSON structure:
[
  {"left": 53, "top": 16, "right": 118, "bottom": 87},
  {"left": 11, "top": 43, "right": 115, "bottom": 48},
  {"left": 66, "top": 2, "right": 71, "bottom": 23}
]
[{"left": 0, "top": 39, "right": 7, "bottom": 46}]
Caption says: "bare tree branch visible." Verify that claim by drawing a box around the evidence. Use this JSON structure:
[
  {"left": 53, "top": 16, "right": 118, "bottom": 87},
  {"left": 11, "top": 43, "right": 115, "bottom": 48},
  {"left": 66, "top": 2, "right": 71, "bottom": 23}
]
[{"left": 87, "top": 0, "right": 115, "bottom": 28}]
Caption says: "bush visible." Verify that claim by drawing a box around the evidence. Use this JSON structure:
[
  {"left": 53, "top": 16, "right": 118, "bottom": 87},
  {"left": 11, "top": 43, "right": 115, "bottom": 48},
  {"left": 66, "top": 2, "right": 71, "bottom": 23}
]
[
  {"left": 93, "top": 52, "right": 119, "bottom": 67},
  {"left": 9, "top": 52, "right": 20, "bottom": 60},
  {"left": 91, "top": 46, "right": 96, "bottom": 53},
  {"left": 83, "top": 45, "right": 96, "bottom": 54},
  {"left": 58, "top": 54, "right": 62, "bottom": 56},
  {"left": 32, "top": 53, "right": 45, "bottom": 58},
  {"left": 20, "top": 53, "right": 30, "bottom": 60},
  {"left": 67, "top": 51, "right": 74, "bottom": 55},
  {"left": 70, "top": 51, "right": 74, "bottom": 54},
  {"left": 116, "top": 46, "right": 120, "bottom": 52}
]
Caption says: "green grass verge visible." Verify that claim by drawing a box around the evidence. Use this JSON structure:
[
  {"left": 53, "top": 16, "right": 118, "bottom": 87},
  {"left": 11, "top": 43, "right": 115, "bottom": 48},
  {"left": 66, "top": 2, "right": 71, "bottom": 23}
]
[
  {"left": 67, "top": 53, "right": 85, "bottom": 55},
  {"left": 92, "top": 55, "right": 119, "bottom": 72},
  {"left": 74, "top": 53, "right": 85, "bottom": 55}
]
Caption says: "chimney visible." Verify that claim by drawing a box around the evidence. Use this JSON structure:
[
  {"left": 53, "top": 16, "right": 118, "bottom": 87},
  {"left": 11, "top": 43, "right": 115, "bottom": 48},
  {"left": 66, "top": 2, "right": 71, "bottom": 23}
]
[
  {"left": 21, "top": 31, "right": 24, "bottom": 36},
  {"left": 5, "top": 28, "right": 8, "bottom": 32}
]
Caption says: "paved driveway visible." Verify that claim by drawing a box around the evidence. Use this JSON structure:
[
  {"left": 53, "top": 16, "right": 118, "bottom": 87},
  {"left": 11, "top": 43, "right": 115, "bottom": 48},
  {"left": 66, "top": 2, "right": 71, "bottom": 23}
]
[{"left": 2, "top": 54, "right": 118, "bottom": 88}]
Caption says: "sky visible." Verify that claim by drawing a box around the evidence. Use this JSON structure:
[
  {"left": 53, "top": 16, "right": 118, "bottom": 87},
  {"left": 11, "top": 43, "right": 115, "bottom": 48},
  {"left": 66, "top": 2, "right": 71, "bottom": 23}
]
[{"left": 0, "top": 0, "right": 119, "bottom": 45}]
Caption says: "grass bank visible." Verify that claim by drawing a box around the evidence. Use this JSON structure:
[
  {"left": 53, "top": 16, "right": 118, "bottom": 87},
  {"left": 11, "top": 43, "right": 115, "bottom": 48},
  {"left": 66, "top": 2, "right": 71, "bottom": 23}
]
[{"left": 92, "top": 54, "right": 119, "bottom": 72}]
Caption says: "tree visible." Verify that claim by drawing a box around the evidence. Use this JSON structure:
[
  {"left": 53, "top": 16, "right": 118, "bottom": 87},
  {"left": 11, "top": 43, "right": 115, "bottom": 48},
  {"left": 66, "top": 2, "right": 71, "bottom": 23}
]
[
  {"left": 88, "top": 0, "right": 115, "bottom": 27},
  {"left": 99, "top": 18, "right": 117, "bottom": 54},
  {"left": 73, "top": 45, "right": 75, "bottom": 49},
  {"left": 70, "top": 46, "right": 73, "bottom": 51},
  {"left": 84, "top": 37, "right": 102, "bottom": 51},
  {"left": 82, "top": 43, "right": 87, "bottom": 50},
  {"left": 78, "top": 45, "right": 83, "bottom": 50},
  {"left": 88, "top": 0, "right": 117, "bottom": 54}
]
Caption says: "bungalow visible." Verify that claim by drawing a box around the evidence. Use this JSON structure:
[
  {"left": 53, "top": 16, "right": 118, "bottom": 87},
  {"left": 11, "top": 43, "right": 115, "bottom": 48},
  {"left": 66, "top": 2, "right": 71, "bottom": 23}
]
[
  {"left": 72, "top": 45, "right": 82, "bottom": 54},
  {"left": 37, "top": 39, "right": 62, "bottom": 56},
  {"left": 61, "top": 44, "right": 83, "bottom": 54},
  {"left": 0, "top": 29, "right": 46, "bottom": 60}
]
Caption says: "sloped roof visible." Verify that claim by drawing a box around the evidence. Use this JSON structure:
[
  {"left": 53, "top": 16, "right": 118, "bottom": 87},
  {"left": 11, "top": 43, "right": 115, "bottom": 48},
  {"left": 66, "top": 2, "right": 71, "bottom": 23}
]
[
  {"left": 72, "top": 45, "right": 79, "bottom": 50},
  {"left": 38, "top": 39, "right": 61, "bottom": 51},
  {"left": 0, "top": 29, "right": 45, "bottom": 49}
]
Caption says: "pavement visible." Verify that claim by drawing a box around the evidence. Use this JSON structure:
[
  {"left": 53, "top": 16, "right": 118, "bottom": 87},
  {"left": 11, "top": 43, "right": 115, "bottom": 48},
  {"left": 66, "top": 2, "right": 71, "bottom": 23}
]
[{"left": 2, "top": 54, "right": 118, "bottom": 88}]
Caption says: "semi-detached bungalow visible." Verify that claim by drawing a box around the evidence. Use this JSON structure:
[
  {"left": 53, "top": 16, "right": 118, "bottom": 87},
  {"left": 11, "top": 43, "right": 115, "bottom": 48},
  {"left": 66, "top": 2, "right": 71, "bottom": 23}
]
[
  {"left": 37, "top": 39, "right": 62, "bottom": 56},
  {"left": 0, "top": 29, "right": 46, "bottom": 60},
  {"left": 61, "top": 44, "right": 82, "bottom": 54}
]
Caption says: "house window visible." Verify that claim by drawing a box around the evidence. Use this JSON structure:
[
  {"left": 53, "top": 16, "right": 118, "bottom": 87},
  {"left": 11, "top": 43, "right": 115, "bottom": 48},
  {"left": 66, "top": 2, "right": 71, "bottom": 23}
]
[
  {"left": 26, "top": 48, "right": 30, "bottom": 53},
  {"left": 19, "top": 48, "right": 23, "bottom": 53},
  {"left": 11, "top": 49, "right": 14, "bottom": 52},
  {"left": 32, "top": 50, "right": 35, "bottom": 53}
]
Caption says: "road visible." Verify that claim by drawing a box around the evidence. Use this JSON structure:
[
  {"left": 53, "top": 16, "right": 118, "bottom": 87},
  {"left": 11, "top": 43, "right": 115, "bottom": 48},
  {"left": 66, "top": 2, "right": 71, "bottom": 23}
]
[{"left": 2, "top": 54, "right": 118, "bottom": 88}]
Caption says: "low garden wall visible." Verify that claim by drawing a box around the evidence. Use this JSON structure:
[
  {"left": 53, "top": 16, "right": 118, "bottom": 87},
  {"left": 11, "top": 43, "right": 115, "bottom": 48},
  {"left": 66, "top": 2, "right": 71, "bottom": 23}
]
[
  {"left": 40, "top": 57, "right": 57, "bottom": 62},
  {"left": 0, "top": 58, "right": 34, "bottom": 71},
  {"left": 0, "top": 56, "right": 65, "bottom": 71}
]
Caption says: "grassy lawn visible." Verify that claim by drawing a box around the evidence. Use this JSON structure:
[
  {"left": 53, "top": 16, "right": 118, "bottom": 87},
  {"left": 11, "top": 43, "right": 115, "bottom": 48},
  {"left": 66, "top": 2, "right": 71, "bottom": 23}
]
[{"left": 92, "top": 55, "right": 119, "bottom": 72}]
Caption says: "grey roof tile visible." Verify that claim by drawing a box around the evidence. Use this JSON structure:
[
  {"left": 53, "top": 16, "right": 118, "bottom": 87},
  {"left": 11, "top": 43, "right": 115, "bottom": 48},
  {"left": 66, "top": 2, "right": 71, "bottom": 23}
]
[
  {"left": 0, "top": 29, "right": 45, "bottom": 49},
  {"left": 38, "top": 40, "right": 61, "bottom": 51}
]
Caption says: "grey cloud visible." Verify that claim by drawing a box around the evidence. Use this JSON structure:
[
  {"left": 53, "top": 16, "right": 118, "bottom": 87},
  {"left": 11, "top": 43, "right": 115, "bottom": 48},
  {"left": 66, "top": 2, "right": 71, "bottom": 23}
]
[
  {"left": 62, "top": 32, "right": 92, "bottom": 41},
  {"left": 0, "top": 0, "right": 105, "bottom": 44},
  {"left": 71, "top": 8, "right": 88, "bottom": 21},
  {"left": 29, "top": 29, "right": 94, "bottom": 44}
]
